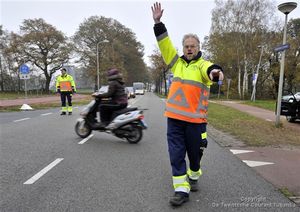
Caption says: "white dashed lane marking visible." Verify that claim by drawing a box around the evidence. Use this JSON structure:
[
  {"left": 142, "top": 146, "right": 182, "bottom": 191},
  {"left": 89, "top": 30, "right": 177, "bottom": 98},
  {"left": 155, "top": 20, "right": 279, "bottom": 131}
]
[
  {"left": 78, "top": 134, "right": 94, "bottom": 144},
  {"left": 41, "top": 113, "right": 52, "bottom": 116},
  {"left": 23, "top": 158, "right": 64, "bottom": 185},
  {"left": 13, "top": 118, "right": 30, "bottom": 122}
]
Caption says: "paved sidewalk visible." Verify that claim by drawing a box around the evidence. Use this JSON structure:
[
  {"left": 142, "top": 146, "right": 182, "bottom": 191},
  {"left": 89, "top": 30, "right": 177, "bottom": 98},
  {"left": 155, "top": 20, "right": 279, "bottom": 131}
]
[{"left": 0, "top": 94, "right": 91, "bottom": 108}]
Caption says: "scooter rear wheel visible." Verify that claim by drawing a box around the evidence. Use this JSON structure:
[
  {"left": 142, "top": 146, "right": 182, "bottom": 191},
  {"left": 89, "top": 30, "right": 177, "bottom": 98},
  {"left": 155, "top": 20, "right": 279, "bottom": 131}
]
[
  {"left": 126, "top": 126, "right": 143, "bottom": 144},
  {"left": 75, "top": 120, "right": 92, "bottom": 138}
]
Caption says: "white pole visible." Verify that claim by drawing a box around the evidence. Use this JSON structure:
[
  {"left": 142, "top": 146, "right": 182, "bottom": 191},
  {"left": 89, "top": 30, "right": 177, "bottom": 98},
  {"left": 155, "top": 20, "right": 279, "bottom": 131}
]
[
  {"left": 24, "top": 77, "right": 28, "bottom": 99},
  {"left": 275, "top": 14, "right": 288, "bottom": 127},
  {"left": 251, "top": 46, "right": 264, "bottom": 102},
  {"left": 97, "top": 43, "right": 100, "bottom": 91}
]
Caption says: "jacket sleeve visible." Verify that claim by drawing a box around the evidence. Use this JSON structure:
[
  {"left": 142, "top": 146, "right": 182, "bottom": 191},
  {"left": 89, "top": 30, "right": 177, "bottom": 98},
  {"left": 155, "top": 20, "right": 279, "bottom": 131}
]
[
  {"left": 55, "top": 76, "right": 60, "bottom": 91},
  {"left": 69, "top": 75, "right": 76, "bottom": 91},
  {"left": 154, "top": 22, "right": 179, "bottom": 72}
]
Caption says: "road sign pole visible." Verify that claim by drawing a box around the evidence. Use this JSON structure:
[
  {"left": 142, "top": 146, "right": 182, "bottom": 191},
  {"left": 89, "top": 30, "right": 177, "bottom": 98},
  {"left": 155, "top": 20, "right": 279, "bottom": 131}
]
[{"left": 24, "top": 78, "right": 28, "bottom": 99}]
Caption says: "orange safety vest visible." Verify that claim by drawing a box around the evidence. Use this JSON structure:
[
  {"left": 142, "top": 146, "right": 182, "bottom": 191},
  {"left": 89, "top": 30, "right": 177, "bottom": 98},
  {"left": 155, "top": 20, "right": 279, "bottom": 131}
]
[
  {"left": 59, "top": 81, "right": 72, "bottom": 91},
  {"left": 56, "top": 74, "right": 76, "bottom": 92},
  {"left": 165, "top": 77, "right": 209, "bottom": 123}
]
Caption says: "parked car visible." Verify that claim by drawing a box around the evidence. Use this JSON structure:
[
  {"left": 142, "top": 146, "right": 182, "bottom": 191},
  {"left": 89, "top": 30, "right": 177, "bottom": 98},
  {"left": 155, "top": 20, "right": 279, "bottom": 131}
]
[
  {"left": 280, "top": 91, "right": 300, "bottom": 122},
  {"left": 126, "top": 87, "right": 136, "bottom": 98},
  {"left": 282, "top": 92, "right": 300, "bottom": 102}
]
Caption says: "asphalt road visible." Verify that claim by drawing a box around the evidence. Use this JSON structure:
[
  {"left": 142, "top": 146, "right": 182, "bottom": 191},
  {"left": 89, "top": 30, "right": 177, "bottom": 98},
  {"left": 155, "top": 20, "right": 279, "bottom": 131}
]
[{"left": 0, "top": 93, "right": 298, "bottom": 211}]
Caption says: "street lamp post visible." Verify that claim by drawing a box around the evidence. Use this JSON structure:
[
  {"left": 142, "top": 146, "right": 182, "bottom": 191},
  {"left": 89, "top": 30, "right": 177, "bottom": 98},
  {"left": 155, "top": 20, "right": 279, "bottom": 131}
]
[
  {"left": 275, "top": 2, "right": 297, "bottom": 127},
  {"left": 96, "top": 39, "right": 109, "bottom": 91},
  {"left": 251, "top": 45, "right": 264, "bottom": 102}
]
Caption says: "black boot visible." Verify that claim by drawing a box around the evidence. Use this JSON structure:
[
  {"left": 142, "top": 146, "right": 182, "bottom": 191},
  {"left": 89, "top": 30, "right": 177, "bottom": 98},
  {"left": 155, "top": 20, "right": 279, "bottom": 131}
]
[
  {"left": 169, "top": 192, "right": 189, "bottom": 206},
  {"left": 68, "top": 112, "right": 72, "bottom": 115},
  {"left": 93, "top": 122, "right": 107, "bottom": 129},
  {"left": 189, "top": 178, "right": 199, "bottom": 192},
  {"left": 60, "top": 112, "right": 66, "bottom": 115}
]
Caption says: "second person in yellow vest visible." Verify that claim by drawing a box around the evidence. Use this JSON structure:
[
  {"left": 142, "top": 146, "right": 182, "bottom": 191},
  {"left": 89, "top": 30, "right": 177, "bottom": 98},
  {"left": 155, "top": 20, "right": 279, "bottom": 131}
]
[{"left": 56, "top": 68, "right": 76, "bottom": 115}]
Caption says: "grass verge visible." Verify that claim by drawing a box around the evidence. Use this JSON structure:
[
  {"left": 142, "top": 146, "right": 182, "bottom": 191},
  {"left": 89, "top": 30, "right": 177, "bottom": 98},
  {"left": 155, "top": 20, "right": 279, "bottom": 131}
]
[
  {"left": 208, "top": 102, "right": 300, "bottom": 147},
  {"left": 279, "top": 188, "right": 294, "bottom": 198},
  {"left": 242, "top": 100, "right": 276, "bottom": 111}
]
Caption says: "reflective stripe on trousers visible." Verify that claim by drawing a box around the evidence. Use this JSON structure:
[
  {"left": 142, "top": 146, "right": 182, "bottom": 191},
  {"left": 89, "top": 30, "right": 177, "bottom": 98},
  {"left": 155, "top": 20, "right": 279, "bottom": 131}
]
[{"left": 173, "top": 175, "right": 190, "bottom": 193}]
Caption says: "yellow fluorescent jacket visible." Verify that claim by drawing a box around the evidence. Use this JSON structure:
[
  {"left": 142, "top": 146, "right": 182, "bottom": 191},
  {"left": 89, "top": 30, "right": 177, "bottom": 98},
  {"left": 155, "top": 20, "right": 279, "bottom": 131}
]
[
  {"left": 157, "top": 32, "right": 213, "bottom": 123},
  {"left": 56, "top": 74, "right": 76, "bottom": 92}
]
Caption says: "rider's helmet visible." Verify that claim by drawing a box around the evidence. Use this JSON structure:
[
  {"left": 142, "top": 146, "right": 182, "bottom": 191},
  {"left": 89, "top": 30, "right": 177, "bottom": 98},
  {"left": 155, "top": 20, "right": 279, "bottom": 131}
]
[{"left": 106, "top": 68, "right": 120, "bottom": 77}]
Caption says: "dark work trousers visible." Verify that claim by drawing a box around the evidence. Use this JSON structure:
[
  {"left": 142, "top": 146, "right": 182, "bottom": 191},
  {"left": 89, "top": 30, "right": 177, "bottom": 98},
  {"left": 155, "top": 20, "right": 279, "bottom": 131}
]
[
  {"left": 167, "top": 118, "right": 207, "bottom": 176},
  {"left": 99, "top": 102, "right": 127, "bottom": 123},
  {"left": 60, "top": 92, "right": 72, "bottom": 107}
]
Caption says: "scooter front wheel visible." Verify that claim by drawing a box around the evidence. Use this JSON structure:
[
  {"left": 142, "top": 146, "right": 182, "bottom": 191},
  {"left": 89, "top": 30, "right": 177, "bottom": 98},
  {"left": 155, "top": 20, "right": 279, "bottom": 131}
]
[
  {"left": 75, "top": 119, "right": 92, "bottom": 138},
  {"left": 126, "top": 126, "right": 143, "bottom": 144}
]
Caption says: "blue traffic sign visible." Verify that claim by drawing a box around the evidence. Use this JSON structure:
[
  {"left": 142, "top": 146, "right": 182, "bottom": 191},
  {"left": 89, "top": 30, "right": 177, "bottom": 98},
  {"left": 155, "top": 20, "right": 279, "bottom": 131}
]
[
  {"left": 274, "top": 43, "right": 290, "bottom": 53},
  {"left": 19, "top": 64, "right": 30, "bottom": 74}
]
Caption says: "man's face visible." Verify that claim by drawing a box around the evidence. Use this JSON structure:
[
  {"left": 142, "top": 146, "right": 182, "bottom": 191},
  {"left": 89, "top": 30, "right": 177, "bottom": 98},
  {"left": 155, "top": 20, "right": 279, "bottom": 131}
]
[
  {"left": 61, "top": 69, "right": 66, "bottom": 76},
  {"left": 183, "top": 37, "right": 199, "bottom": 61}
]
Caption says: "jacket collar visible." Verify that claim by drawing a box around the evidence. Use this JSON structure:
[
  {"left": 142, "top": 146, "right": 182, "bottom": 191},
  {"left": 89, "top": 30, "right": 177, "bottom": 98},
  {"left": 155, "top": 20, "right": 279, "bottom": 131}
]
[{"left": 181, "top": 51, "right": 202, "bottom": 64}]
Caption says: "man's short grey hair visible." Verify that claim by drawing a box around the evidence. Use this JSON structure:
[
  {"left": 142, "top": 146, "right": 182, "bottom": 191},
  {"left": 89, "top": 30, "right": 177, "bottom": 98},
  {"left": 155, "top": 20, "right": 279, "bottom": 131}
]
[{"left": 182, "top": 34, "right": 200, "bottom": 47}]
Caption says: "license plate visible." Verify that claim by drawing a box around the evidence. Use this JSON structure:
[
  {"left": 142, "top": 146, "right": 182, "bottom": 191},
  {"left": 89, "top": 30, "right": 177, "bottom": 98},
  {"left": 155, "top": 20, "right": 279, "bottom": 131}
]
[{"left": 140, "top": 120, "right": 148, "bottom": 129}]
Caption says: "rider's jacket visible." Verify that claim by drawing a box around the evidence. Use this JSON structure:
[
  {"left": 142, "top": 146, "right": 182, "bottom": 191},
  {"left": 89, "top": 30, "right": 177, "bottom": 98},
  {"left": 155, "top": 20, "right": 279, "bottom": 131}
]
[
  {"left": 56, "top": 74, "right": 76, "bottom": 92},
  {"left": 154, "top": 22, "right": 222, "bottom": 123}
]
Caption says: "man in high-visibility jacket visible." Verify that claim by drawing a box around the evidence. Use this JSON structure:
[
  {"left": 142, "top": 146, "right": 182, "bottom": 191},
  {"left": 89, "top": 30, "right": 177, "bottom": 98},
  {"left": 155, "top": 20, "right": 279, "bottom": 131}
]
[
  {"left": 152, "top": 2, "right": 224, "bottom": 207},
  {"left": 56, "top": 68, "right": 76, "bottom": 115}
]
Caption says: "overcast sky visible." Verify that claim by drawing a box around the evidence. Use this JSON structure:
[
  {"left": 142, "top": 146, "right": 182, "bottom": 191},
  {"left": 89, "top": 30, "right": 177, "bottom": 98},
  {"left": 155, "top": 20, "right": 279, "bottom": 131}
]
[{"left": 1, "top": 0, "right": 300, "bottom": 66}]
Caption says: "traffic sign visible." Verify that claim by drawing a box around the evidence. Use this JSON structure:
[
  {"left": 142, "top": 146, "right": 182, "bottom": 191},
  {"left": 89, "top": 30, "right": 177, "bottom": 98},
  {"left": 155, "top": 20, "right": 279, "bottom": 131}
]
[
  {"left": 274, "top": 43, "right": 290, "bottom": 53},
  {"left": 20, "top": 74, "right": 30, "bottom": 79},
  {"left": 19, "top": 64, "right": 30, "bottom": 74}
]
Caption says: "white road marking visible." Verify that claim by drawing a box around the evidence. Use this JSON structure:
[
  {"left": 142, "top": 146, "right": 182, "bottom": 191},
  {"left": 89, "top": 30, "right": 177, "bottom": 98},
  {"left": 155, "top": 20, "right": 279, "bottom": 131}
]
[
  {"left": 13, "top": 118, "right": 30, "bottom": 122},
  {"left": 266, "top": 119, "right": 272, "bottom": 122},
  {"left": 74, "top": 106, "right": 79, "bottom": 109},
  {"left": 78, "top": 134, "right": 94, "bottom": 144},
  {"left": 23, "top": 158, "right": 64, "bottom": 185},
  {"left": 242, "top": 160, "right": 274, "bottom": 167},
  {"left": 230, "top": 149, "right": 254, "bottom": 155},
  {"left": 41, "top": 113, "right": 52, "bottom": 116}
]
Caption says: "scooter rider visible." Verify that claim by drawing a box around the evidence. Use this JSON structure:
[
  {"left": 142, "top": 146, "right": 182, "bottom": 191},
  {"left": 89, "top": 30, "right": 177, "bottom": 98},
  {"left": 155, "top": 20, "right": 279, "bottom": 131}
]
[{"left": 92, "top": 68, "right": 128, "bottom": 128}]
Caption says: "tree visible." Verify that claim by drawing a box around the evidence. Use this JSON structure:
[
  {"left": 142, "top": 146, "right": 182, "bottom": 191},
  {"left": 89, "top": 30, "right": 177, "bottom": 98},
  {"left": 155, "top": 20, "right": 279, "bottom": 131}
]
[
  {"left": 5, "top": 18, "right": 73, "bottom": 92},
  {"left": 205, "top": 0, "right": 278, "bottom": 99},
  {"left": 73, "top": 16, "right": 148, "bottom": 87},
  {"left": 285, "top": 18, "right": 300, "bottom": 92},
  {"left": 149, "top": 48, "right": 168, "bottom": 95}
]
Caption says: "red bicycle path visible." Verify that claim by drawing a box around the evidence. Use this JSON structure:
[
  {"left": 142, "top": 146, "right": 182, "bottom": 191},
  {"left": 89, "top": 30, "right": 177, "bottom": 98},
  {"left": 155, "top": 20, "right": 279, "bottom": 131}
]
[
  {"left": 1, "top": 97, "right": 299, "bottom": 205},
  {"left": 210, "top": 100, "right": 300, "bottom": 205}
]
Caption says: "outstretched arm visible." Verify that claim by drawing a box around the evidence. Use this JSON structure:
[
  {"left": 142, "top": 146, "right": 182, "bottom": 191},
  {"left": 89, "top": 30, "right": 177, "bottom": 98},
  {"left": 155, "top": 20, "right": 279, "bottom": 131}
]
[{"left": 151, "top": 2, "right": 164, "bottom": 24}]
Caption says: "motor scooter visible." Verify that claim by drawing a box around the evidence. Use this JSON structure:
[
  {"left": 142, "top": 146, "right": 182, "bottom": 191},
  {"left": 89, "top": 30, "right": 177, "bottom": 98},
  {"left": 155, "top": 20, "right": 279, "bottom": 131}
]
[{"left": 75, "top": 97, "right": 147, "bottom": 143}]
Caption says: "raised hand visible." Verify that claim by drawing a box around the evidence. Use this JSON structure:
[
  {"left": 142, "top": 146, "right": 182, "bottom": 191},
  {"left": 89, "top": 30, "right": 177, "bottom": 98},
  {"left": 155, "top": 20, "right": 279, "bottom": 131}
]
[
  {"left": 209, "top": 69, "right": 224, "bottom": 81},
  {"left": 151, "top": 2, "right": 164, "bottom": 24}
]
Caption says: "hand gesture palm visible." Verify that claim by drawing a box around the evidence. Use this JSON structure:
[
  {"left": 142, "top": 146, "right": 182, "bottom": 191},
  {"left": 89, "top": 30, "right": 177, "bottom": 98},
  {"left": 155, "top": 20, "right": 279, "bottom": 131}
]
[{"left": 151, "top": 2, "right": 164, "bottom": 23}]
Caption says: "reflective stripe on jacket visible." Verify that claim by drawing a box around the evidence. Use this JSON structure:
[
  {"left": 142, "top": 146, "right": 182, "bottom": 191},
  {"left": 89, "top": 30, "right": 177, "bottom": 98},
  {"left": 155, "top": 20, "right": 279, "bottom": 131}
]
[
  {"left": 56, "top": 74, "right": 76, "bottom": 92},
  {"left": 156, "top": 30, "right": 213, "bottom": 123}
]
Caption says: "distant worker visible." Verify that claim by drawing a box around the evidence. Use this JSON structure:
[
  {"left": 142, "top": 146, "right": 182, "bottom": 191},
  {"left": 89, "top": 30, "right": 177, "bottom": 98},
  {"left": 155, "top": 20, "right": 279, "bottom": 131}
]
[
  {"left": 152, "top": 2, "right": 224, "bottom": 207},
  {"left": 56, "top": 68, "right": 76, "bottom": 115}
]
